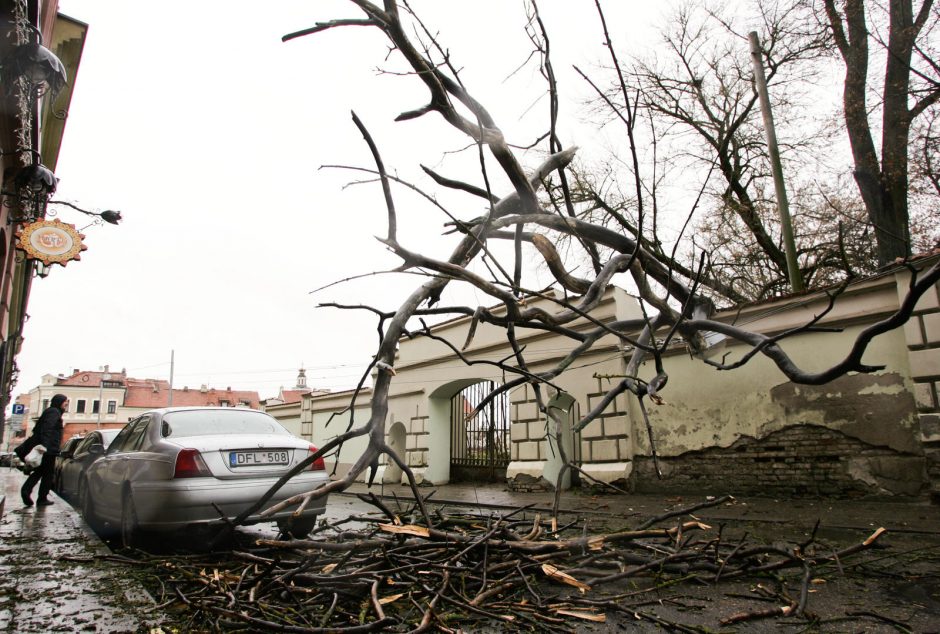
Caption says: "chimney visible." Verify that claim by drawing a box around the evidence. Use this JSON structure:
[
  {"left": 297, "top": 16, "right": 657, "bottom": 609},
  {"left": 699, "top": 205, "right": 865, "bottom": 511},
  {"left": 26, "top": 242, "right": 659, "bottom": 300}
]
[
  {"left": 183, "top": 386, "right": 189, "bottom": 392},
  {"left": 200, "top": 385, "right": 208, "bottom": 393},
  {"left": 72, "top": 368, "right": 79, "bottom": 375}
]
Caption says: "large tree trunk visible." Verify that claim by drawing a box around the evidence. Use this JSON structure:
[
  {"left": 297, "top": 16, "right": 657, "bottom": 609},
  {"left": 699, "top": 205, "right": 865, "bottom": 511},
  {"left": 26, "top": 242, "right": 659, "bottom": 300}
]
[
  {"left": 879, "top": 0, "right": 917, "bottom": 263},
  {"left": 826, "top": 0, "right": 919, "bottom": 266}
]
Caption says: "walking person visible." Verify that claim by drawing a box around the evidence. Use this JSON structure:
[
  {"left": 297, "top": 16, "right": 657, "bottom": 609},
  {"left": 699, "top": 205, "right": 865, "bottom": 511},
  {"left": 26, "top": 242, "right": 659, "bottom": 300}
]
[{"left": 20, "top": 394, "right": 68, "bottom": 507}]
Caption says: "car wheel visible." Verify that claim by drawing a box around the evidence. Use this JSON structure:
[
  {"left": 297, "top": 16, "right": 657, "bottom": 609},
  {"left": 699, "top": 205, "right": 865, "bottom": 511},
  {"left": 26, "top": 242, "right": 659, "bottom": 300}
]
[
  {"left": 277, "top": 516, "right": 317, "bottom": 539},
  {"left": 120, "top": 490, "right": 140, "bottom": 550}
]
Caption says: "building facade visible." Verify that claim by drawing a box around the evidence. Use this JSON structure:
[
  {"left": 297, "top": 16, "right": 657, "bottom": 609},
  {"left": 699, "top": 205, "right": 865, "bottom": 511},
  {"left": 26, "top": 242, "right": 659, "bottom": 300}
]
[
  {"left": 262, "top": 368, "right": 328, "bottom": 437},
  {"left": 27, "top": 367, "right": 261, "bottom": 441},
  {"left": 0, "top": 1, "right": 86, "bottom": 442},
  {"left": 299, "top": 257, "right": 940, "bottom": 499}
]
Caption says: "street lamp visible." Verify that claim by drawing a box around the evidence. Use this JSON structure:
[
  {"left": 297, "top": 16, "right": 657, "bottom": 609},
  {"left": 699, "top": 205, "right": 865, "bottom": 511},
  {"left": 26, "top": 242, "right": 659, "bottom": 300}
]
[{"left": 97, "top": 372, "right": 111, "bottom": 428}]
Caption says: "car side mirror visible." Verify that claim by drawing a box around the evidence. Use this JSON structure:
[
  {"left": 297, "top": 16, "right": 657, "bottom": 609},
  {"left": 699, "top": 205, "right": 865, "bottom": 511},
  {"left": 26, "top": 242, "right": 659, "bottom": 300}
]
[{"left": 88, "top": 443, "right": 105, "bottom": 456}]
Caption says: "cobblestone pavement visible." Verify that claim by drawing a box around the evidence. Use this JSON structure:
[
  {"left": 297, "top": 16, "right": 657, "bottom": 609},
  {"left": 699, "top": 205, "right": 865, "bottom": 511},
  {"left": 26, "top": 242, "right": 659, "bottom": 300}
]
[{"left": 0, "top": 468, "right": 155, "bottom": 633}]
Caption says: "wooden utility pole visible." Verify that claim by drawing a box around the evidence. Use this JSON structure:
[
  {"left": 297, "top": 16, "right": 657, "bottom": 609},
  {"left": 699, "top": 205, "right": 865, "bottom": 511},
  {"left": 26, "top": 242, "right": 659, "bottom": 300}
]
[{"left": 749, "top": 31, "right": 804, "bottom": 293}]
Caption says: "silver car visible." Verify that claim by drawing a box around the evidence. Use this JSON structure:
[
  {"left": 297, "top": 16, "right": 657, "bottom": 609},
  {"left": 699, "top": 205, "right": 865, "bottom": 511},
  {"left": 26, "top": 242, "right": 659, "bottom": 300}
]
[
  {"left": 80, "top": 407, "right": 329, "bottom": 547},
  {"left": 57, "top": 428, "right": 122, "bottom": 501}
]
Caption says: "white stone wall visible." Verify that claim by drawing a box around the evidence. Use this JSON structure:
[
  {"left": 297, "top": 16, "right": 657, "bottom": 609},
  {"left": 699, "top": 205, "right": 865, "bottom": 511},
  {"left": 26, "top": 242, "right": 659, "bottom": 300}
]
[{"left": 302, "top": 265, "right": 938, "bottom": 496}]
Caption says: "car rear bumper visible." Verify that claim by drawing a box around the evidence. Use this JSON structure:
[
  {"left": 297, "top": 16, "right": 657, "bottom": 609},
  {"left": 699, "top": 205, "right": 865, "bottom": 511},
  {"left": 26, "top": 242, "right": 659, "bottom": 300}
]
[{"left": 130, "top": 472, "right": 329, "bottom": 530}]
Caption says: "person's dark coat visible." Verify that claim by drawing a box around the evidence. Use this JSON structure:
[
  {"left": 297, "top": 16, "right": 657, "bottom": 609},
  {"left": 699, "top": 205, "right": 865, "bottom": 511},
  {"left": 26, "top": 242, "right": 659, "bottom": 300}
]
[{"left": 14, "top": 394, "right": 66, "bottom": 458}]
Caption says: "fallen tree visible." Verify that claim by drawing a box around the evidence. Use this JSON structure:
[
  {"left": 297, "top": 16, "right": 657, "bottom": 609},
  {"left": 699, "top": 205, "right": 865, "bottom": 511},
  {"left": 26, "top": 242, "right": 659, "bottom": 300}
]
[
  {"left": 201, "top": 0, "right": 938, "bottom": 627},
  {"left": 222, "top": 0, "right": 940, "bottom": 523},
  {"left": 136, "top": 494, "right": 899, "bottom": 632}
]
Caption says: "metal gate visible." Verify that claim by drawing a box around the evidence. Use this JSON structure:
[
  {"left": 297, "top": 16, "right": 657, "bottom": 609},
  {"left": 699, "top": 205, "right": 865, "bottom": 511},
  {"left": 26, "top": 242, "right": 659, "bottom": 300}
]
[{"left": 450, "top": 381, "right": 510, "bottom": 482}]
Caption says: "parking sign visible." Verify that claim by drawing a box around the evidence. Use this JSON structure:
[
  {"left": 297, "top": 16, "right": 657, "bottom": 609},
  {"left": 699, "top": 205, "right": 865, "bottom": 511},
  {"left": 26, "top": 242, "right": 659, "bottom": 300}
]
[{"left": 12, "top": 404, "right": 24, "bottom": 415}]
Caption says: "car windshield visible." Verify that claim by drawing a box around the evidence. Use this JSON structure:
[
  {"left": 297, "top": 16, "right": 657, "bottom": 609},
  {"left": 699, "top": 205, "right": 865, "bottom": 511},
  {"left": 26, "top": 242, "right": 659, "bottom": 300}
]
[{"left": 163, "top": 410, "right": 289, "bottom": 438}]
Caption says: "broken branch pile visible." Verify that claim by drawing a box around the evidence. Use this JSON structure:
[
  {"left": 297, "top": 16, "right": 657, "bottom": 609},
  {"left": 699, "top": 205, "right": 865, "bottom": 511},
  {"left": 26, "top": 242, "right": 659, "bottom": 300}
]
[{"left": 133, "top": 495, "right": 888, "bottom": 632}]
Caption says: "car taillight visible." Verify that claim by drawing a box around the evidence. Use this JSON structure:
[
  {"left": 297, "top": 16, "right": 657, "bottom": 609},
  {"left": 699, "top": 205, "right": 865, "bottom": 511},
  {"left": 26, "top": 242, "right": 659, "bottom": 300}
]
[
  {"left": 174, "top": 448, "right": 211, "bottom": 478},
  {"left": 308, "top": 445, "right": 325, "bottom": 471}
]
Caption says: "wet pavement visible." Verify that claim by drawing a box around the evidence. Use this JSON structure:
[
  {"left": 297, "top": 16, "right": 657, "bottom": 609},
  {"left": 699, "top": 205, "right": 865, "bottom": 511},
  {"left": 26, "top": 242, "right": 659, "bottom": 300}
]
[
  {"left": 343, "top": 480, "right": 940, "bottom": 536},
  {"left": 0, "top": 467, "right": 155, "bottom": 633},
  {"left": 0, "top": 464, "right": 939, "bottom": 632}
]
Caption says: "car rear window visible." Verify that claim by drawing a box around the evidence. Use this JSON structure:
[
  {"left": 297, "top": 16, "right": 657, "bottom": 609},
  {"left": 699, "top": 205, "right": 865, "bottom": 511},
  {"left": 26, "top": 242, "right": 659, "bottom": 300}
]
[{"left": 163, "top": 410, "right": 289, "bottom": 438}]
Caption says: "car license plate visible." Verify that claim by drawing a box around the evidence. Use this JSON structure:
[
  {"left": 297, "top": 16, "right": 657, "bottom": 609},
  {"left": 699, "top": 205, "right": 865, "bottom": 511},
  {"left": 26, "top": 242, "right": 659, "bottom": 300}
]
[{"left": 230, "top": 450, "right": 289, "bottom": 467}]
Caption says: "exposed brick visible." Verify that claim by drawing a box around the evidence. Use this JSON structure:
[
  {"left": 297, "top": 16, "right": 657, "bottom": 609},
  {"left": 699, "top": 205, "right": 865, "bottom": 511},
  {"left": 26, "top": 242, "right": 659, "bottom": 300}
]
[
  {"left": 634, "top": 424, "right": 926, "bottom": 497},
  {"left": 510, "top": 422, "right": 528, "bottom": 442}
]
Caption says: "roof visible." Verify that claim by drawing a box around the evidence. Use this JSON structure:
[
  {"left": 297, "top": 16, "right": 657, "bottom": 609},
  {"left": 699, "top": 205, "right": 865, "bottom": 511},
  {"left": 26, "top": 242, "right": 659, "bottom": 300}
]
[
  {"left": 279, "top": 389, "right": 312, "bottom": 404},
  {"left": 57, "top": 370, "right": 127, "bottom": 388},
  {"left": 136, "top": 406, "right": 270, "bottom": 415},
  {"left": 124, "top": 379, "right": 261, "bottom": 409},
  {"left": 49, "top": 369, "right": 263, "bottom": 410}
]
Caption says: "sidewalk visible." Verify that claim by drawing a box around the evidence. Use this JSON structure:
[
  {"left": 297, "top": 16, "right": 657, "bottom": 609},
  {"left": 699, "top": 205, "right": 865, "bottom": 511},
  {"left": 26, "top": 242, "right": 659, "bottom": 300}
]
[
  {"left": 0, "top": 468, "right": 155, "bottom": 633},
  {"left": 0, "top": 466, "right": 936, "bottom": 632},
  {"left": 342, "top": 480, "right": 940, "bottom": 535}
]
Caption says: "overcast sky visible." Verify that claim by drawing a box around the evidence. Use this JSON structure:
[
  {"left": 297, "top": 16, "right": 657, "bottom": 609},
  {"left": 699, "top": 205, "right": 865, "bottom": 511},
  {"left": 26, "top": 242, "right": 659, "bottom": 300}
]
[{"left": 16, "top": 0, "right": 676, "bottom": 401}]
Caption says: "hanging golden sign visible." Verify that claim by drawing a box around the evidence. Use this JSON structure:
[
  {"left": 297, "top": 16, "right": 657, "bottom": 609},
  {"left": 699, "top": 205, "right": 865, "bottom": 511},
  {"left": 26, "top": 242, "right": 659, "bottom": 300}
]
[{"left": 16, "top": 218, "right": 87, "bottom": 266}]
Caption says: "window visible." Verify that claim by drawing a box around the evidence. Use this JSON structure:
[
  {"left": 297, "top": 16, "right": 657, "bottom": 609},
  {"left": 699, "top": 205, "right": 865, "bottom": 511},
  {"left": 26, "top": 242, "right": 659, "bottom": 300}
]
[
  {"left": 109, "top": 417, "right": 149, "bottom": 453},
  {"left": 107, "top": 400, "right": 116, "bottom": 414},
  {"left": 219, "top": 400, "right": 231, "bottom": 407},
  {"left": 76, "top": 399, "right": 86, "bottom": 413},
  {"left": 163, "top": 410, "right": 287, "bottom": 438},
  {"left": 73, "top": 433, "right": 98, "bottom": 456},
  {"left": 92, "top": 400, "right": 100, "bottom": 414},
  {"left": 107, "top": 420, "right": 136, "bottom": 453},
  {"left": 124, "top": 417, "right": 150, "bottom": 451}
]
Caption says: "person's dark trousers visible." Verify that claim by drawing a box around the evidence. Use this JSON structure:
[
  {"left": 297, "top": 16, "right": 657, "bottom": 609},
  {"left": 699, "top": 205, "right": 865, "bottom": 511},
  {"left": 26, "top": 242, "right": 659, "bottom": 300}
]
[{"left": 21, "top": 452, "right": 56, "bottom": 505}]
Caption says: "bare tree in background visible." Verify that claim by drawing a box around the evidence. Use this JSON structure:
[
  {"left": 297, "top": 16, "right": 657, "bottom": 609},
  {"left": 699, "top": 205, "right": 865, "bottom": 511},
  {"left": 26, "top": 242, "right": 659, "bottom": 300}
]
[
  {"left": 225, "top": 0, "right": 940, "bottom": 530},
  {"left": 570, "top": 0, "right": 939, "bottom": 304},
  {"left": 822, "top": 0, "right": 940, "bottom": 265},
  {"left": 574, "top": 0, "right": 836, "bottom": 303}
]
